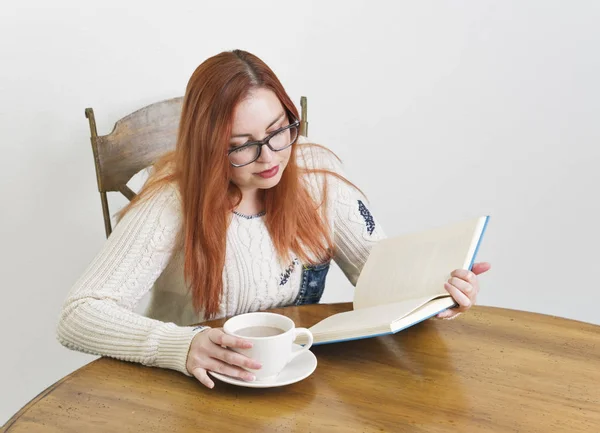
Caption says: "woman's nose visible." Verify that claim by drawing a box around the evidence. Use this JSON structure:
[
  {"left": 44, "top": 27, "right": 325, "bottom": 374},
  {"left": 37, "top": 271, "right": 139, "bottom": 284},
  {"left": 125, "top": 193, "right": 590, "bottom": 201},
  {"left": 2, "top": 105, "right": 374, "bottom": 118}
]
[{"left": 257, "top": 144, "right": 274, "bottom": 163}]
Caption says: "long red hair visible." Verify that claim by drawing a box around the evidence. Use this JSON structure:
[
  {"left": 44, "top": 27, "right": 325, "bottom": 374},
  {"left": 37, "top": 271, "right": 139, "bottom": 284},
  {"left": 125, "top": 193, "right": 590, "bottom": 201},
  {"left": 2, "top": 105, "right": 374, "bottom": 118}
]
[{"left": 119, "top": 50, "right": 359, "bottom": 318}]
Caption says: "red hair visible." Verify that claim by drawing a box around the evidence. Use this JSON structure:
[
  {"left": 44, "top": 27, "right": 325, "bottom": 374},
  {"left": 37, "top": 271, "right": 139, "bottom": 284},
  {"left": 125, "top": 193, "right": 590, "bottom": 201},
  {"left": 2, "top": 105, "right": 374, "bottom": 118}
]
[{"left": 119, "top": 50, "right": 359, "bottom": 318}]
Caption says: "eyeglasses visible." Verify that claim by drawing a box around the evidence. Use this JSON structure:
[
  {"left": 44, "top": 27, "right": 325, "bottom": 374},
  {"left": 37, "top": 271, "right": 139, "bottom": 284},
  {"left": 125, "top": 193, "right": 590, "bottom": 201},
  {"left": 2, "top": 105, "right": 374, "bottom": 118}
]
[{"left": 228, "top": 119, "right": 300, "bottom": 167}]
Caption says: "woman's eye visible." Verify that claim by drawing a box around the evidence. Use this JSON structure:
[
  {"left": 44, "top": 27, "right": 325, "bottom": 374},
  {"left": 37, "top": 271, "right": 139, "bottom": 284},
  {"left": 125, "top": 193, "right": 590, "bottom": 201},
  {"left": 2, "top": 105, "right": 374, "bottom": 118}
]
[
  {"left": 268, "top": 124, "right": 286, "bottom": 135},
  {"left": 230, "top": 142, "right": 248, "bottom": 150}
]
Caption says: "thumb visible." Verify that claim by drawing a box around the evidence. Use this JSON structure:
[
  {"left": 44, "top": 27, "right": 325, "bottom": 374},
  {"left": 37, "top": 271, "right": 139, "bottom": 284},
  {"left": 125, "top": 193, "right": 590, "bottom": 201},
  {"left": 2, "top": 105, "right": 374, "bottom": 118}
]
[{"left": 471, "top": 262, "right": 491, "bottom": 276}]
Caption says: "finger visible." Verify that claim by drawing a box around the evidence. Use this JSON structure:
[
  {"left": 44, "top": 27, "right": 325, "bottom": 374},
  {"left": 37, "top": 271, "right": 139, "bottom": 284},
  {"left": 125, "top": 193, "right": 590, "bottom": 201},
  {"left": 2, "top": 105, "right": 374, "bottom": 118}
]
[
  {"left": 191, "top": 367, "right": 215, "bottom": 389},
  {"left": 207, "top": 359, "right": 256, "bottom": 382},
  {"left": 450, "top": 269, "right": 476, "bottom": 284},
  {"left": 437, "top": 309, "right": 462, "bottom": 320},
  {"left": 208, "top": 329, "right": 253, "bottom": 349},
  {"left": 448, "top": 276, "right": 477, "bottom": 298},
  {"left": 436, "top": 309, "right": 452, "bottom": 319},
  {"left": 436, "top": 309, "right": 459, "bottom": 319},
  {"left": 213, "top": 346, "right": 262, "bottom": 370},
  {"left": 444, "top": 282, "right": 471, "bottom": 311},
  {"left": 471, "top": 262, "right": 491, "bottom": 276}
]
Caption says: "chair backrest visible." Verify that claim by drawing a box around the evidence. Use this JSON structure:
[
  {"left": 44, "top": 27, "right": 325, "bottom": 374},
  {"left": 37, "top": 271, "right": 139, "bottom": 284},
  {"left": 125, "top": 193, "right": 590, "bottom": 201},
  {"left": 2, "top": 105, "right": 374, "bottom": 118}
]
[{"left": 86, "top": 96, "right": 309, "bottom": 238}]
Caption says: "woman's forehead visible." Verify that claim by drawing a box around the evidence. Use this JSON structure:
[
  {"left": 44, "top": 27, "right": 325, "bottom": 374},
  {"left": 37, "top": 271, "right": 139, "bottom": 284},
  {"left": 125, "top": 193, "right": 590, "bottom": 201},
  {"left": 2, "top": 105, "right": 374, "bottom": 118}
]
[{"left": 231, "top": 88, "right": 284, "bottom": 135}]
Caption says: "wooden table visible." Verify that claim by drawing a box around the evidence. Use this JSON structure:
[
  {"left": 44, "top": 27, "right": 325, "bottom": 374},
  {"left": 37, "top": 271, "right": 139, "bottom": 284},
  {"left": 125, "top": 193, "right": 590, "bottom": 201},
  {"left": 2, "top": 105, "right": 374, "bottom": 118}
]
[{"left": 3, "top": 304, "right": 600, "bottom": 432}]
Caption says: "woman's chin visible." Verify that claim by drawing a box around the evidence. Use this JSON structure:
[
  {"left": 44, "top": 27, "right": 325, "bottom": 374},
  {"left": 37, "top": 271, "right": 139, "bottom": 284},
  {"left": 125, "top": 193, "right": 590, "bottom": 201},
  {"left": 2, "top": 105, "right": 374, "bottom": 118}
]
[
  {"left": 255, "top": 167, "right": 284, "bottom": 188},
  {"left": 257, "top": 176, "right": 282, "bottom": 189}
]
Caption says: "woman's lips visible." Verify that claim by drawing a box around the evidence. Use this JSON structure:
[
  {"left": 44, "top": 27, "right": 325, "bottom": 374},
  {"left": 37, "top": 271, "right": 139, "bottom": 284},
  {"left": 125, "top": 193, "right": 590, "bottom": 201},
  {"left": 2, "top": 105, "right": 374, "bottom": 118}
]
[{"left": 255, "top": 165, "right": 279, "bottom": 179}]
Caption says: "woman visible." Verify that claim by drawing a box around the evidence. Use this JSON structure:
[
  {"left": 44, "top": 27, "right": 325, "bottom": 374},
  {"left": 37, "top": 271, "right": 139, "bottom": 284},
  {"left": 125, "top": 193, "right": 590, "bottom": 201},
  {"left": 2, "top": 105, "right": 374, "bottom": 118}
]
[{"left": 57, "top": 49, "right": 491, "bottom": 389}]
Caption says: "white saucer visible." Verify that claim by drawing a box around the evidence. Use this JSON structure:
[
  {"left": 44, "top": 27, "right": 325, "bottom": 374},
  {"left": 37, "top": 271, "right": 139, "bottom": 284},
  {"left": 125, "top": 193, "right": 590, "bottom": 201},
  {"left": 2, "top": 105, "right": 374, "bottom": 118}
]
[{"left": 209, "top": 344, "right": 317, "bottom": 388}]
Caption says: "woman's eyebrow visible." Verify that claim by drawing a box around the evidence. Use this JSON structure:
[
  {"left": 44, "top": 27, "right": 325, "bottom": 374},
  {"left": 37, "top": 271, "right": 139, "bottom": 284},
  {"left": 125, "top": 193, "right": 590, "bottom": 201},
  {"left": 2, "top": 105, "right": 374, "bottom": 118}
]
[{"left": 230, "top": 112, "right": 286, "bottom": 139}]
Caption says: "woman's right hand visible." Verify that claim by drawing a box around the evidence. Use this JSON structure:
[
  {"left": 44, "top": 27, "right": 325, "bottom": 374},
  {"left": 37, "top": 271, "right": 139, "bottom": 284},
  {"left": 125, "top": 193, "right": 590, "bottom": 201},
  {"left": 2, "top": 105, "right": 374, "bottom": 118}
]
[{"left": 185, "top": 327, "right": 262, "bottom": 389}]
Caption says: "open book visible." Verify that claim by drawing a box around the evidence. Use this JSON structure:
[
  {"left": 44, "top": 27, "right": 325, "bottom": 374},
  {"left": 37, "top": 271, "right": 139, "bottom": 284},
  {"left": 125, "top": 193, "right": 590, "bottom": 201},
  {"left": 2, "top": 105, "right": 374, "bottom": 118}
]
[{"left": 300, "top": 216, "right": 489, "bottom": 345}]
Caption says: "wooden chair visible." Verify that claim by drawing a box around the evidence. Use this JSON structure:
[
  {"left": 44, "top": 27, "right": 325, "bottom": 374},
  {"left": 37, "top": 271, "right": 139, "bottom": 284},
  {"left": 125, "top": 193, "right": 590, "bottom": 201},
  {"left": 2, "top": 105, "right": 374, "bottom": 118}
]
[{"left": 85, "top": 96, "right": 309, "bottom": 238}]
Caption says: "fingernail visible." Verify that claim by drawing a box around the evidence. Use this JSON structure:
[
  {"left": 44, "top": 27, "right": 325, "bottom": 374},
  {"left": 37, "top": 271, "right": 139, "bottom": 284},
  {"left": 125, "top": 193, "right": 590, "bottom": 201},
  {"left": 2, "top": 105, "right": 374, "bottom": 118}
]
[{"left": 246, "top": 374, "right": 256, "bottom": 382}]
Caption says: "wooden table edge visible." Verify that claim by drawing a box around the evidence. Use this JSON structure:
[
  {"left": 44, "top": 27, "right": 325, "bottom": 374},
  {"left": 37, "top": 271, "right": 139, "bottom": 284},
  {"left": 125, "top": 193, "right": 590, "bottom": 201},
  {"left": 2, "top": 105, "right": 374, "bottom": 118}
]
[
  {"left": 2, "top": 304, "right": 597, "bottom": 432},
  {"left": 2, "top": 367, "right": 82, "bottom": 432}
]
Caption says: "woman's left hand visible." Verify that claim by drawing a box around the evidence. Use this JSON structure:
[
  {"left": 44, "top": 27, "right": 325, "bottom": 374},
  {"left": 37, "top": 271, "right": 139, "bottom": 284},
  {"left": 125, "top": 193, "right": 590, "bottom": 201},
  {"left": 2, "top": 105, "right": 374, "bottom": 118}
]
[{"left": 436, "top": 262, "right": 491, "bottom": 319}]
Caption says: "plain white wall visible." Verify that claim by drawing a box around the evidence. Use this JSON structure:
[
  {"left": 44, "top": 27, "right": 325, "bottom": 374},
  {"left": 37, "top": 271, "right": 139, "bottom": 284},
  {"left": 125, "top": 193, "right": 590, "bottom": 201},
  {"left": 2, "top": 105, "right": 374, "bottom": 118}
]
[{"left": 1, "top": 0, "right": 599, "bottom": 425}]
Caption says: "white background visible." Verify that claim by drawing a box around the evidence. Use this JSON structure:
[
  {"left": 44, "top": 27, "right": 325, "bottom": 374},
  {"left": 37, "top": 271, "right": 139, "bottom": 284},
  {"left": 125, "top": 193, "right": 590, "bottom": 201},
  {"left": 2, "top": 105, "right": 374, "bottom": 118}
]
[{"left": 1, "top": 0, "right": 599, "bottom": 425}]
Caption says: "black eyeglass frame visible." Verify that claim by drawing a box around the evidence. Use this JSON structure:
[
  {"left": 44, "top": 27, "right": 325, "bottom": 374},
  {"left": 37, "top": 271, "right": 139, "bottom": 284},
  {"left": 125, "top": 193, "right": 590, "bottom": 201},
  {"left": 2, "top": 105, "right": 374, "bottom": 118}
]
[{"left": 227, "top": 119, "right": 300, "bottom": 167}]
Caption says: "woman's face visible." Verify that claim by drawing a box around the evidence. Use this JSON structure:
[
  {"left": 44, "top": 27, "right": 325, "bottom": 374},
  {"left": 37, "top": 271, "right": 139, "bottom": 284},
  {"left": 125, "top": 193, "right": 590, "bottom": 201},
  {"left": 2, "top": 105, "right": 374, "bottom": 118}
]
[{"left": 228, "top": 88, "right": 293, "bottom": 195}]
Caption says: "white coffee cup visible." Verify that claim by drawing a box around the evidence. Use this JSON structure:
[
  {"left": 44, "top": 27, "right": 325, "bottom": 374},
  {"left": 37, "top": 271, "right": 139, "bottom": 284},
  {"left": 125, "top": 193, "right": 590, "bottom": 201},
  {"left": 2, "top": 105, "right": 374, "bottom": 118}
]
[{"left": 223, "top": 312, "right": 314, "bottom": 381}]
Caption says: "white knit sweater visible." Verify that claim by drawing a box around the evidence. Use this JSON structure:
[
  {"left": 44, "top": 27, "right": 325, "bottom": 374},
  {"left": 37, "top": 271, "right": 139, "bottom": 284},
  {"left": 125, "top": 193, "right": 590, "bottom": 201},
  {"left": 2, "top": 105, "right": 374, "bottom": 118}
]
[{"left": 56, "top": 144, "right": 386, "bottom": 376}]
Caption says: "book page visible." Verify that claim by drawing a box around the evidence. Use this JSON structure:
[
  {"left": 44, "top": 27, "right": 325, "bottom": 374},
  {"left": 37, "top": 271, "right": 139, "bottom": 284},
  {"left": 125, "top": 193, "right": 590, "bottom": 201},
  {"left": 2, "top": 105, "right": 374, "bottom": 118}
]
[
  {"left": 391, "top": 296, "right": 457, "bottom": 333},
  {"left": 300, "top": 295, "right": 453, "bottom": 344},
  {"left": 353, "top": 216, "right": 487, "bottom": 310}
]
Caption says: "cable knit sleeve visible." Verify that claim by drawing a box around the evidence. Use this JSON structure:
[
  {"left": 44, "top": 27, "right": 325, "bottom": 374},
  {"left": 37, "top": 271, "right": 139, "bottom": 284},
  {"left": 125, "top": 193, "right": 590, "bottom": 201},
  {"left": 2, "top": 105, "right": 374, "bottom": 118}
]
[
  {"left": 297, "top": 139, "right": 386, "bottom": 285},
  {"left": 331, "top": 168, "right": 386, "bottom": 286},
  {"left": 56, "top": 185, "right": 203, "bottom": 376}
]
